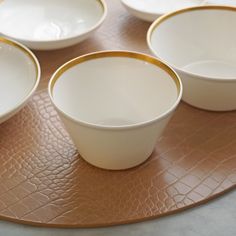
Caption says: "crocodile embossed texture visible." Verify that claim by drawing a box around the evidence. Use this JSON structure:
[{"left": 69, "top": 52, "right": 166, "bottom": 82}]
[
  {"left": 0, "top": 90, "right": 235, "bottom": 227},
  {"left": 0, "top": 0, "right": 235, "bottom": 227}
]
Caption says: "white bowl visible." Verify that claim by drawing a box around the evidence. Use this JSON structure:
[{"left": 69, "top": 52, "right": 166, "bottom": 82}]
[
  {"left": 49, "top": 51, "right": 182, "bottom": 170},
  {"left": 148, "top": 6, "right": 236, "bottom": 111},
  {"left": 121, "top": 0, "right": 236, "bottom": 22},
  {"left": 0, "top": 0, "right": 107, "bottom": 50},
  {"left": 0, "top": 37, "right": 40, "bottom": 124}
]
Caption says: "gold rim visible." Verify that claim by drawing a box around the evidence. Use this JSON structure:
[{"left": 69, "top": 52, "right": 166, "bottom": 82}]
[
  {"left": 148, "top": 5, "right": 236, "bottom": 37},
  {"left": 49, "top": 51, "right": 181, "bottom": 95},
  {"left": 0, "top": 37, "right": 40, "bottom": 118},
  {"left": 0, "top": 37, "right": 39, "bottom": 79},
  {"left": 49, "top": 51, "right": 182, "bottom": 130},
  {"left": 98, "top": 0, "right": 105, "bottom": 12},
  {"left": 147, "top": 5, "right": 236, "bottom": 82}
]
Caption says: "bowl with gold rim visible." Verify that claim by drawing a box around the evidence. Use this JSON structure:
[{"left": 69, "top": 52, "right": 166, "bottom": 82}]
[
  {"left": 148, "top": 6, "right": 236, "bottom": 111},
  {"left": 49, "top": 51, "right": 182, "bottom": 170},
  {"left": 0, "top": 37, "right": 40, "bottom": 124}
]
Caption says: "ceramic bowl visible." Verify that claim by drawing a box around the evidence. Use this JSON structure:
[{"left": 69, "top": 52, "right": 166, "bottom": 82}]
[
  {"left": 0, "top": 37, "right": 40, "bottom": 124},
  {"left": 49, "top": 51, "right": 182, "bottom": 170},
  {"left": 0, "top": 0, "right": 107, "bottom": 50},
  {"left": 148, "top": 6, "right": 236, "bottom": 111},
  {"left": 121, "top": 0, "right": 236, "bottom": 22},
  {"left": 121, "top": 0, "right": 201, "bottom": 22}
]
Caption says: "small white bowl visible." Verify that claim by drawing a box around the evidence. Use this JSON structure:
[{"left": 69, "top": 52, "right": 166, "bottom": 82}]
[
  {"left": 148, "top": 6, "right": 236, "bottom": 111},
  {"left": 121, "top": 0, "right": 236, "bottom": 22},
  {"left": 49, "top": 51, "right": 182, "bottom": 170},
  {"left": 121, "top": 0, "right": 201, "bottom": 22},
  {"left": 0, "top": 37, "right": 40, "bottom": 124},
  {"left": 0, "top": 0, "right": 107, "bottom": 50}
]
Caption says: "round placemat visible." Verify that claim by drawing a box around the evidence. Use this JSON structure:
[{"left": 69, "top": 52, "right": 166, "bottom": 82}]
[
  {"left": 0, "top": 0, "right": 235, "bottom": 228},
  {"left": 0, "top": 90, "right": 235, "bottom": 227}
]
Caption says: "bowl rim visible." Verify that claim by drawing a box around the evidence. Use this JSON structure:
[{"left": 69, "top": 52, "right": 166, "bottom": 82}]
[
  {"left": 0, "top": 0, "right": 107, "bottom": 43},
  {"left": 147, "top": 5, "right": 236, "bottom": 82},
  {"left": 0, "top": 37, "right": 41, "bottom": 121},
  {"left": 121, "top": 0, "right": 161, "bottom": 16},
  {"left": 48, "top": 50, "right": 183, "bottom": 130},
  {"left": 121, "top": 0, "right": 205, "bottom": 18}
]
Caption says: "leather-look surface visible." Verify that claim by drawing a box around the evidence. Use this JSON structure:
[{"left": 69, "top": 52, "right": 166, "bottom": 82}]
[{"left": 0, "top": 0, "right": 235, "bottom": 228}]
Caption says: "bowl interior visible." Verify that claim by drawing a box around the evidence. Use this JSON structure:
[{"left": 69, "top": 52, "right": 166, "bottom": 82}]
[
  {"left": 0, "top": 0, "right": 104, "bottom": 41},
  {"left": 0, "top": 39, "right": 38, "bottom": 118},
  {"left": 149, "top": 7, "right": 236, "bottom": 79},
  {"left": 122, "top": 0, "right": 203, "bottom": 15},
  {"left": 51, "top": 53, "right": 180, "bottom": 127}
]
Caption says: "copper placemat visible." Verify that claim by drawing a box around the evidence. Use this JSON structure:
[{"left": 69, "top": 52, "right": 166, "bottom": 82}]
[{"left": 0, "top": 0, "right": 235, "bottom": 228}]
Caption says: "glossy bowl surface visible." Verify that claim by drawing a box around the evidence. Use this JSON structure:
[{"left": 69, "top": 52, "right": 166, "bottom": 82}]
[
  {"left": 0, "top": 37, "right": 40, "bottom": 124},
  {"left": 0, "top": 0, "right": 107, "bottom": 50}
]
